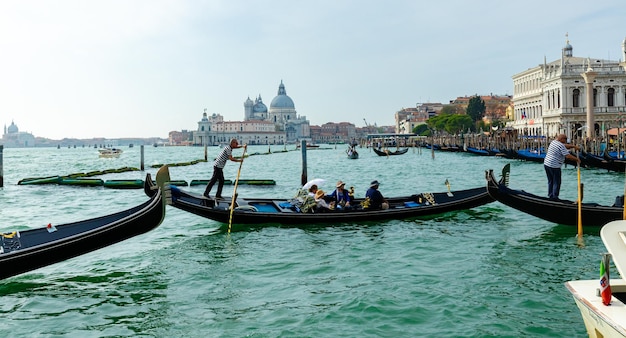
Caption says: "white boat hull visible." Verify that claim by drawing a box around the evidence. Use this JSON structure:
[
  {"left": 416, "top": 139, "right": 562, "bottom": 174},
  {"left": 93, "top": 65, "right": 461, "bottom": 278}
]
[{"left": 566, "top": 279, "right": 626, "bottom": 337}]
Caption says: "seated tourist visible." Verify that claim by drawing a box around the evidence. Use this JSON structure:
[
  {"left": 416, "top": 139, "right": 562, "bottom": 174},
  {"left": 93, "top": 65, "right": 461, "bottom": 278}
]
[{"left": 365, "top": 180, "right": 389, "bottom": 210}]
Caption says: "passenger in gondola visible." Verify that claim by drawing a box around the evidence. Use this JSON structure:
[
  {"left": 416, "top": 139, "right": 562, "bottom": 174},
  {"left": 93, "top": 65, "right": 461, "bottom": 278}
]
[
  {"left": 308, "top": 184, "right": 319, "bottom": 197},
  {"left": 543, "top": 133, "right": 580, "bottom": 200},
  {"left": 328, "top": 181, "right": 352, "bottom": 209},
  {"left": 314, "top": 190, "right": 333, "bottom": 212},
  {"left": 364, "top": 180, "right": 389, "bottom": 210}
]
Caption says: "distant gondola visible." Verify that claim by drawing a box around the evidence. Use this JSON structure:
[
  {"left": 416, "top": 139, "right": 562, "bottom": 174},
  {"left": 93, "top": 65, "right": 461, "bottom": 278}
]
[
  {"left": 486, "top": 164, "right": 624, "bottom": 227},
  {"left": 372, "top": 147, "right": 409, "bottom": 156},
  {"left": 145, "top": 166, "right": 494, "bottom": 227},
  {"left": 465, "top": 147, "right": 491, "bottom": 156},
  {"left": 347, "top": 146, "right": 359, "bottom": 159}
]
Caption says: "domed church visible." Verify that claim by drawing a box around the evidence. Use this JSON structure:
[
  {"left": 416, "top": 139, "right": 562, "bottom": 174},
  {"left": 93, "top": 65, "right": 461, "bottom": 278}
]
[
  {"left": 244, "top": 81, "right": 310, "bottom": 142},
  {"left": 2, "top": 120, "right": 35, "bottom": 147}
]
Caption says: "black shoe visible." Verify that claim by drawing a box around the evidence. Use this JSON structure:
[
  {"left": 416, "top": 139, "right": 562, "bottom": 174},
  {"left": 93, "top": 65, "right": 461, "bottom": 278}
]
[
  {"left": 215, "top": 195, "right": 224, "bottom": 200},
  {"left": 203, "top": 193, "right": 211, "bottom": 199}
]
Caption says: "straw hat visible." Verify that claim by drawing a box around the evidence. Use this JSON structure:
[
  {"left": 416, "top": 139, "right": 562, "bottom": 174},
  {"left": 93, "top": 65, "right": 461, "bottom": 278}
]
[
  {"left": 370, "top": 180, "right": 380, "bottom": 188},
  {"left": 336, "top": 180, "right": 345, "bottom": 188},
  {"left": 315, "top": 190, "right": 325, "bottom": 200}
]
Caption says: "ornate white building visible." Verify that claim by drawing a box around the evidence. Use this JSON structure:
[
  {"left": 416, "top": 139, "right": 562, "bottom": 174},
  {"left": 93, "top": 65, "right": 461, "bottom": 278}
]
[
  {"left": 193, "top": 81, "right": 310, "bottom": 145},
  {"left": 2, "top": 121, "right": 35, "bottom": 147},
  {"left": 510, "top": 35, "right": 626, "bottom": 139}
]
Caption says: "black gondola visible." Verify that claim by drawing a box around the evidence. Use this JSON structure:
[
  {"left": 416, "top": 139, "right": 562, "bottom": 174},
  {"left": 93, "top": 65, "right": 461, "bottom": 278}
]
[
  {"left": 372, "top": 148, "right": 409, "bottom": 156},
  {"left": 580, "top": 151, "right": 623, "bottom": 172},
  {"left": 600, "top": 150, "right": 626, "bottom": 171},
  {"left": 465, "top": 147, "right": 491, "bottom": 156},
  {"left": 347, "top": 146, "right": 359, "bottom": 159},
  {"left": 0, "top": 168, "right": 168, "bottom": 280},
  {"left": 145, "top": 166, "right": 494, "bottom": 227},
  {"left": 486, "top": 164, "right": 624, "bottom": 227}
]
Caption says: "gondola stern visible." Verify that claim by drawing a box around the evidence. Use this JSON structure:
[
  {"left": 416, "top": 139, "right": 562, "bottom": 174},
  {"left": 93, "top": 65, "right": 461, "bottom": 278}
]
[{"left": 155, "top": 165, "right": 173, "bottom": 206}]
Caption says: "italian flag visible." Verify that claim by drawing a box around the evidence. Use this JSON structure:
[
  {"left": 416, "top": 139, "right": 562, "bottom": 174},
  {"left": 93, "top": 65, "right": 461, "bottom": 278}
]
[{"left": 600, "top": 253, "right": 612, "bottom": 306}]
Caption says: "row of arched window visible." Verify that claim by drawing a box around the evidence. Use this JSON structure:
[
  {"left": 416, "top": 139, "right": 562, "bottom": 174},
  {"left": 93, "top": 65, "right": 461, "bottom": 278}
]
[{"left": 571, "top": 87, "right": 621, "bottom": 108}]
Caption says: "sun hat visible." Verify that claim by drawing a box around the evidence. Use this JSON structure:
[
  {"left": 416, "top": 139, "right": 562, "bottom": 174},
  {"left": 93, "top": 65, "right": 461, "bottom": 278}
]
[
  {"left": 336, "top": 181, "right": 345, "bottom": 188},
  {"left": 315, "top": 190, "right": 325, "bottom": 200},
  {"left": 370, "top": 180, "right": 380, "bottom": 188}
]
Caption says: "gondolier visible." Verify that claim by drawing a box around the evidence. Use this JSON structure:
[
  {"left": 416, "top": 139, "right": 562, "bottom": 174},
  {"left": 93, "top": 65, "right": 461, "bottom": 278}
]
[
  {"left": 204, "top": 139, "right": 246, "bottom": 199},
  {"left": 543, "top": 134, "right": 580, "bottom": 200}
]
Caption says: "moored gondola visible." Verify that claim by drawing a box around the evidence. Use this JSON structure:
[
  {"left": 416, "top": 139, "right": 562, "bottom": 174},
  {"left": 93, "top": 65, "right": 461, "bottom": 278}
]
[
  {"left": 486, "top": 164, "right": 624, "bottom": 227},
  {"left": 0, "top": 168, "right": 168, "bottom": 280}
]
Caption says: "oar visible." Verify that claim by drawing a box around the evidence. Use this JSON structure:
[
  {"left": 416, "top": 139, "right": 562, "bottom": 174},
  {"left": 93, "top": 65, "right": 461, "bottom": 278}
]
[
  {"left": 577, "top": 151, "right": 584, "bottom": 245},
  {"left": 228, "top": 146, "right": 247, "bottom": 234}
]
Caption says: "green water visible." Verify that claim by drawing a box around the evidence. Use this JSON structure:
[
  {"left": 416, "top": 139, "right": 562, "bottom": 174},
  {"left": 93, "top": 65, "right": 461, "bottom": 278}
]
[{"left": 0, "top": 145, "right": 615, "bottom": 337}]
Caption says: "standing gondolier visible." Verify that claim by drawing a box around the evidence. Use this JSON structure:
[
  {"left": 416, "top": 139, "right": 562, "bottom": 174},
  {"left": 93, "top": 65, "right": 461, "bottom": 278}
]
[
  {"left": 543, "top": 133, "right": 580, "bottom": 200},
  {"left": 204, "top": 138, "right": 246, "bottom": 199}
]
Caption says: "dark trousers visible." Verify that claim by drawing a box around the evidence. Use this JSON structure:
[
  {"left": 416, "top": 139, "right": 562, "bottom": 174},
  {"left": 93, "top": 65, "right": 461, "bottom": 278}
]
[
  {"left": 204, "top": 166, "right": 224, "bottom": 197},
  {"left": 544, "top": 165, "right": 562, "bottom": 200}
]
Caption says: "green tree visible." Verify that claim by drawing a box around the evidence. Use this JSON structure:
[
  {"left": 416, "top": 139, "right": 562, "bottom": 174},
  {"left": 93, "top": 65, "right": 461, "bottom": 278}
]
[
  {"left": 412, "top": 124, "right": 429, "bottom": 135},
  {"left": 445, "top": 115, "right": 473, "bottom": 134},
  {"left": 466, "top": 95, "right": 486, "bottom": 123},
  {"left": 427, "top": 115, "right": 449, "bottom": 132}
]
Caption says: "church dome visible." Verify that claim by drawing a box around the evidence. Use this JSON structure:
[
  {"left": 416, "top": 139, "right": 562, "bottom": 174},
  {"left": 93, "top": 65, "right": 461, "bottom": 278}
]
[
  {"left": 270, "top": 81, "right": 295, "bottom": 109},
  {"left": 7, "top": 121, "right": 18, "bottom": 133}
]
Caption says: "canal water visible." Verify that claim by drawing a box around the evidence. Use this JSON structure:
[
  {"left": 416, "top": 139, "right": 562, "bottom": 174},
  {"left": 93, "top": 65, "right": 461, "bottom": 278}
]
[{"left": 0, "top": 144, "right": 619, "bottom": 337}]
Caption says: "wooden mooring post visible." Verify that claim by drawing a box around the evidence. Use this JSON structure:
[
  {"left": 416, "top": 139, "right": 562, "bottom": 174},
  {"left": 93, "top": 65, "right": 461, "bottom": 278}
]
[
  {"left": 0, "top": 145, "right": 3, "bottom": 187},
  {"left": 140, "top": 145, "right": 145, "bottom": 171},
  {"left": 300, "top": 140, "right": 307, "bottom": 186}
]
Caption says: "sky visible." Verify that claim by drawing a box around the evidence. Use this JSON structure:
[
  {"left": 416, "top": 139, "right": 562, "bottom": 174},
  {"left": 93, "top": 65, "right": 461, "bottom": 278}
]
[{"left": 1, "top": 0, "right": 625, "bottom": 140}]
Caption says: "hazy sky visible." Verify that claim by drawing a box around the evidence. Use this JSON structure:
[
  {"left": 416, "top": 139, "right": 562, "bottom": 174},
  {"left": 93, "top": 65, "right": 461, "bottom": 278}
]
[{"left": 1, "top": 1, "right": 625, "bottom": 140}]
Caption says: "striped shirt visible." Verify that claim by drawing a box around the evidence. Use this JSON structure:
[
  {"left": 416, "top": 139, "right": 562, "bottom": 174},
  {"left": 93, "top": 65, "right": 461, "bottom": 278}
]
[
  {"left": 543, "top": 140, "right": 570, "bottom": 168},
  {"left": 213, "top": 145, "right": 232, "bottom": 168}
]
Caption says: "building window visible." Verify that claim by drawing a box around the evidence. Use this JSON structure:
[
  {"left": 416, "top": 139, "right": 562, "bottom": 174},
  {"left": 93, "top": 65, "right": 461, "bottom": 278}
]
[
  {"left": 608, "top": 88, "right": 615, "bottom": 107},
  {"left": 573, "top": 89, "right": 580, "bottom": 108}
]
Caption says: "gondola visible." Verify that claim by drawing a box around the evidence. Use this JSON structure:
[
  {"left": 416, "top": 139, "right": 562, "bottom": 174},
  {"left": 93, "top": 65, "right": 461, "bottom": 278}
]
[
  {"left": 0, "top": 168, "right": 168, "bottom": 280},
  {"left": 372, "top": 147, "right": 409, "bottom": 156},
  {"left": 514, "top": 149, "right": 545, "bottom": 163},
  {"left": 346, "top": 146, "right": 359, "bottom": 159},
  {"left": 465, "top": 147, "right": 491, "bottom": 156},
  {"left": 580, "top": 151, "right": 623, "bottom": 172},
  {"left": 145, "top": 165, "right": 494, "bottom": 227},
  {"left": 601, "top": 150, "right": 626, "bottom": 171},
  {"left": 486, "top": 164, "right": 624, "bottom": 227}
]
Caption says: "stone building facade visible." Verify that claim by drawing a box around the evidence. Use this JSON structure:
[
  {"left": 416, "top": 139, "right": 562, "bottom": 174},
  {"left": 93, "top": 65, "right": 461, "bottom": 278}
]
[
  {"left": 193, "top": 81, "right": 310, "bottom": 145},
  {"left": 510, "top": 35, "right": 626, "bottom": 139}
]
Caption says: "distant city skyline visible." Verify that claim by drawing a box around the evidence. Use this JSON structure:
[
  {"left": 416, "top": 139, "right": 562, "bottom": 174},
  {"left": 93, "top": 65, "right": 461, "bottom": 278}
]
[{"left": 1, "top": 1, "right": 624, "bottom": 140}]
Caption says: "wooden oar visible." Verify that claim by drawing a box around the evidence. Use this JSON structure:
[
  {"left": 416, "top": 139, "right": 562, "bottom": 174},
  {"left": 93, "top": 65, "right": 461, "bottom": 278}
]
[
  {"left": 577, "top": 152, "right": 584, "bottom": 245},
  {"left": 228, "top": 146, "right": 247, "bottom": 234}
]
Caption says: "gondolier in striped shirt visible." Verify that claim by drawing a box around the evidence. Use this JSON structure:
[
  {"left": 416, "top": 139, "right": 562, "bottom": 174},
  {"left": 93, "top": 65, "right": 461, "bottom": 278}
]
[
  {"left": 543, "top": 133, "right": 580, "bottom": 200},
  {"left": 204, "top": 138, "right": 246, "bottom": 199}
]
